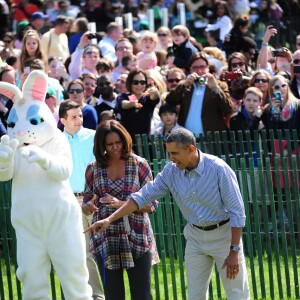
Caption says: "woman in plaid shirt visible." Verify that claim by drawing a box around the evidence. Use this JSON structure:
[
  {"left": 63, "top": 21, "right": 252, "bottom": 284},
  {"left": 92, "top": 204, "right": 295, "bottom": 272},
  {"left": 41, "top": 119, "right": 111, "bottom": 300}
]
[{"left": 82, "top": 120, "right": 159, "bottom": 300}]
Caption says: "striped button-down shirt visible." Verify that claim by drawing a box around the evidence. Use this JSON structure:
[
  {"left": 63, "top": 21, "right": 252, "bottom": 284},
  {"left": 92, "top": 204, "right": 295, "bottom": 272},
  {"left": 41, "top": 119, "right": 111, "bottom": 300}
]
[{"left": 131, "top": 151, "right": 246, "bottom": 228}]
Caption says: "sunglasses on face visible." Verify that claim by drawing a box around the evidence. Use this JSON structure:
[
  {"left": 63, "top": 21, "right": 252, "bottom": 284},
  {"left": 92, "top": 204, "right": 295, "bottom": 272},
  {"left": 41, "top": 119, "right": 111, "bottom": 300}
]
[
  {"left": 254, "top": 78, "right": 269, "bottom": 83},
  {"left": 231, "top": 62, "right": 245, "bottom": 68},
  {"left": 69, "top": 88, "right": 83, "bottom": 94},
  {"left": 158, "top": 33, "right": 167, "bottom": 37},
  {"left": 3, "top": 40, "right": 12, "bottom": 43},
  {"left": 98, "top": 81, "right": 111, "bottom": 87},
  {"left": 268, "top": 59, "right": 276, "bottom": 64},
  {"left": 293, "top": 59, "right": 300, "bottom": 64},
  {"left": 131, "top": 80, "right": 147, "bottom": 85},
  {"left": 273, "top": 83, "right": 287, "bottom": 90},
  {"left": 296, "top": 42, "right": 300, "bottom": 46},
  {"left": 167, "top": 78, "right": 181, "bottom": 83}
]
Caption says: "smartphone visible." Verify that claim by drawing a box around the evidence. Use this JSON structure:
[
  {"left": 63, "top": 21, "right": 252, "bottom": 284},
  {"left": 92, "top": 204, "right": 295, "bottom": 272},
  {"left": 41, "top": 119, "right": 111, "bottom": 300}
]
[
  {"left": 269, "top": 21, "right": 276, "bottom": 29},
  {"left": 87, "top": 33, "right": 97, "bottom": 40},
  {"left": 23, "top": 67, "right": 30, "bottom": 75},
  {"left": 294, "top": 65, "right": 300, "bottom": 74},
  {"left": 226, "top": 72, "right": 240, "bottom": 81},
  {"left": 273, "top": 91, "right": 282, "bottom": 103}
]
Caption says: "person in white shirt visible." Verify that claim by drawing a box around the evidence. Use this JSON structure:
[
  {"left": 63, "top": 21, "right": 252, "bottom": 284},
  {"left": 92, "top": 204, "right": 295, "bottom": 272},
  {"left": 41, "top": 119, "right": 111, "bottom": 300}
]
[{"left": 98, "top": 22, "right": 123, "bottom": 66}]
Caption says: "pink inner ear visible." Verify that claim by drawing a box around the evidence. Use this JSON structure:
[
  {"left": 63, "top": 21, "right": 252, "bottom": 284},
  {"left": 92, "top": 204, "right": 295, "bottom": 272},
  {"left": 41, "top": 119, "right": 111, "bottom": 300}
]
[
  {"left": 0, "top": 89, "right": 15, "bottom": 101},
  {"left": 32, "top": 77, "right": 47, "bottom": 102}
]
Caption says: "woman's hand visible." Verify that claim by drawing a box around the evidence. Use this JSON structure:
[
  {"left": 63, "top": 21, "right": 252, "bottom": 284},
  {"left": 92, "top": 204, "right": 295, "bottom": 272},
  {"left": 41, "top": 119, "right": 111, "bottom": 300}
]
[
  {"left": 144, "top": 86, "right": 160, "bottom": 100},
  {"left": 82, "top": 194, "right": 99, "bottom": 215},
  {"left": 263, "top": 25, "right": 277, "bottom": 44},
  {"left": 84, "top": 218, "right": 111, "bottom": 234},
  {"left": 101, "top": 193, "right": 124, "bottom": 209}
]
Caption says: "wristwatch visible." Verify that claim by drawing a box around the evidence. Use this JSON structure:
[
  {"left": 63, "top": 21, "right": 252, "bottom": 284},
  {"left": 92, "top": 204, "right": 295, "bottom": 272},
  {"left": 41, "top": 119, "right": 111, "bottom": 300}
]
[{"left": 230, "top": 245, "right": 241, "bottom": 252}]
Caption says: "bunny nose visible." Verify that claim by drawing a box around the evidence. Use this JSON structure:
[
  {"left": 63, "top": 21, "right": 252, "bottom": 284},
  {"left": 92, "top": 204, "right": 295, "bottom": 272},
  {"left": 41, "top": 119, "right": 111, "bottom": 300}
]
[{"left": 17, "top": 130, "right": 25, "bottom": 136}]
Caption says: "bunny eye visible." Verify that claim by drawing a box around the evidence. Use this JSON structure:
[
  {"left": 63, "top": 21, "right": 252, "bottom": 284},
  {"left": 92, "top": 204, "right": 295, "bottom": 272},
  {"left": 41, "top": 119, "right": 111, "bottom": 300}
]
[
  {"left": 29, "top": 117, "right": 44, "bottom": 125},
  {"left": 7, "top": 122, "right": 15, "bottom": 128}
]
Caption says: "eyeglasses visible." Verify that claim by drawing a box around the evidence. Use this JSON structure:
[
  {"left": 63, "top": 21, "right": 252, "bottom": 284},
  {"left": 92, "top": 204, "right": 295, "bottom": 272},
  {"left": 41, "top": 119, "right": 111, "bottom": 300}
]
[
  {"left": 158, "top": 33, "right": 167, "bottom": 37},
  {"left": 167, "top": 78, "right": 181, "bottom": 83},
  {"left": 254, "top": 78, "right": 269, "bottom": 83},
  {"left": 273, "top": 83, "right": 287, "bottom": 90},
  {"left": 98, "top": 81, "right": 111, "bottom": 87},
  {"left": 116, "top": 46, "right": 131, "bottom": 51},
  {"left": 131, "top": 80, "right": 147, "bottom": 85},
  {"left": 69, "top": 88, "right": 83, "bottom": 94},
  {"left": 268, "top": 59, "right": 276, "bottom": 64},
  {"left": 117, "top": 79, "right": 126, "bottom": 84},
  {"left": 191, "top": 65, "right": 208, "bottom": 70},
  {"left": 231, "top": 62, "right": 245, "bottom": 68},
  {"left": 84, "top": 51, "right": 99, "bottom": 57},
  {"left": 293, "top": 59, "right": 300, "bottom": 64},
  {"left": 3, "top": 40, "right": 12, "bottom": 43}
]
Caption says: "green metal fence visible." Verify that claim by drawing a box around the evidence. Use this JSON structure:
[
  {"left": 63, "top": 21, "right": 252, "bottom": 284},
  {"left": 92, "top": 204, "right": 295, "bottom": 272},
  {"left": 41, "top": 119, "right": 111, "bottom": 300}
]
[{"left": 1, "top": 130, "right": 300, "bottom": 299}]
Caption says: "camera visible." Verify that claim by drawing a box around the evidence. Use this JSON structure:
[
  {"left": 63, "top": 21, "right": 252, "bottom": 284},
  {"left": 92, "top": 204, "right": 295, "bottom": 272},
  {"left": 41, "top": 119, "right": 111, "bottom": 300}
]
[
  {"left": 195, "top": 76, "right": 206, "bottom": 85},
  {"left": 272, "top": 48, "right": 285, "bottom": 57},
  {"left": 87, "top": 33, "right": 97, "bottom": 40}
]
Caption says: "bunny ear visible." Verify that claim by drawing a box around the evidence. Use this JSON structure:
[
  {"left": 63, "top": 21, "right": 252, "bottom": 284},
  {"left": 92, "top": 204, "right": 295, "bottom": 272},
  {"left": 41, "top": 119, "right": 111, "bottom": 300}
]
[
  {"left": 22, "top": 70, "right": 48, "bottom": 103},
  {"left": 0, "top": 82, "right": 22, "bottom": 103}
]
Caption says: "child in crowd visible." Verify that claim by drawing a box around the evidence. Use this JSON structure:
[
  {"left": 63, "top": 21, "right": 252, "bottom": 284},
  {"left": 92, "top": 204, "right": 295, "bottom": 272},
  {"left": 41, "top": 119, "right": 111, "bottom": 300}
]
[
  {"left": 122, "top": 54, "right": 139, "bottom": 72},
  {"left": 167, "top": 25, "right": 198, "bottom": 71},
  {"left": 95, "top": 58, "right": 114, "bottom": 75},
  {"left": 152, "top": 102, "right": 182, "bottom": 137},
  {"left": 230, "top": 87, "right": 264, "bottom": 132},
  {"left": 137, "top": 31, "right": 158, "bottom": 70},
  {"left": 18, "top": 29, "right": 47, "bottom": 76}
]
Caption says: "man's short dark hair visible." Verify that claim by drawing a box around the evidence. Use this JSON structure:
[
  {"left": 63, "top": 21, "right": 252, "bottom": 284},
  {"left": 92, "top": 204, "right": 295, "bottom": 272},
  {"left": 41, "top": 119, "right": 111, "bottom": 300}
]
[
  {"left": 55, "top": 15, "right": 70, "bottom": 26},
  {"left": 59, "top": 100, "right": 80, "bottom": 119},
  {"left": 189, "top": 52, "right": 209, "bottom": 68},
  {"left": 166, "top": 128, "right": 196, "bottom": 147},
  {"left": 240, "top": 37, "right": 257, "bottom": 52}
]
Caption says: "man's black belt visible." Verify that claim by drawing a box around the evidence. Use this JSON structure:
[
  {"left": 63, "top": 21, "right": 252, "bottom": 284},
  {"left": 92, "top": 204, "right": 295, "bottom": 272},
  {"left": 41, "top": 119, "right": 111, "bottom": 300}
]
[
  {"left": 192, "top": 219, "right": 230, "bottom": 231},
  {"left": 74, "top": 192, "right": 84, "bottom": 197}
]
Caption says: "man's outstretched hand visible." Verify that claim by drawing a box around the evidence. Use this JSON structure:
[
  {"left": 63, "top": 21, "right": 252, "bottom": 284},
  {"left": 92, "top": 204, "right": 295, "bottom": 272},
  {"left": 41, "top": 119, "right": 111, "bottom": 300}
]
[{"left": 84, "top": 218, "right": 110, "bottom": 234}]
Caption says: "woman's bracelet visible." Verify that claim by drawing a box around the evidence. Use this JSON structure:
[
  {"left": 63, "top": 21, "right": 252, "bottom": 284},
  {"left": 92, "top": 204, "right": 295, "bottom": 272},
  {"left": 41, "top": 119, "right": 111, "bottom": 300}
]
[{"left": 261, "top": 43, "right": 268, "bottom": 47}]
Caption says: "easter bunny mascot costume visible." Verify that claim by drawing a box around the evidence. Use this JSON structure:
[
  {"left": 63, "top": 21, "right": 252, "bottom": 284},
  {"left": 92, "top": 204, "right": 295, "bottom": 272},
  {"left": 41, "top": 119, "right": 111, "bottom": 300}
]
[{"left": 0, "top": 71, "right": 92, "bottom": 299}]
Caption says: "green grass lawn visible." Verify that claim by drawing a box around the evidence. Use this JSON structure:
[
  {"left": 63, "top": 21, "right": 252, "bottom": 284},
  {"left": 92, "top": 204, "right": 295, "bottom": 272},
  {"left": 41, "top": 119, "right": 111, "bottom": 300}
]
[{"left": 1, "top": 254, "right": 300, "bottom": 300}]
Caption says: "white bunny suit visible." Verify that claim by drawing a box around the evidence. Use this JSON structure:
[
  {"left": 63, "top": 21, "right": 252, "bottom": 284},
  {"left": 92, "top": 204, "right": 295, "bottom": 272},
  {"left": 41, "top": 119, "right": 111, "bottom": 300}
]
[{"left": 0, "top": 71, "right": 92, "bottom": 299}]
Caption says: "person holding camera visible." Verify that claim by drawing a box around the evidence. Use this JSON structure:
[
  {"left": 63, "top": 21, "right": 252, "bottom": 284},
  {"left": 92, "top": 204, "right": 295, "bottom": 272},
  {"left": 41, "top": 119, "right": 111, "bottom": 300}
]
[
  {"left": 290, "top": 49, "right": 300, "bottom": 99},
  {"left": 69, "top": 31, "right": 101, "bottom": 80},
  {"left": 165, "top": 52, "right": 232, "bottom": 137}
]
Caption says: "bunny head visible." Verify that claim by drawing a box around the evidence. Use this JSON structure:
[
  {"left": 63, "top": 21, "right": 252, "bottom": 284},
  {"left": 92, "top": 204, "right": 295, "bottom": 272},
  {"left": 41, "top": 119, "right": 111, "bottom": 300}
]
[{"left": 0, "top": 70, "right": 57, "bottom": 147}]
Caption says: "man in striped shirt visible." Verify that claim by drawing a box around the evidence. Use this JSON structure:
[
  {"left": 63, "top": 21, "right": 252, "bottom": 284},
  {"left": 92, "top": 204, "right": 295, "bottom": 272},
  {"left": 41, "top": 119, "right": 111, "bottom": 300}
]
[{"left": 85, "top": 128, "right": 250, "bottom": 300}]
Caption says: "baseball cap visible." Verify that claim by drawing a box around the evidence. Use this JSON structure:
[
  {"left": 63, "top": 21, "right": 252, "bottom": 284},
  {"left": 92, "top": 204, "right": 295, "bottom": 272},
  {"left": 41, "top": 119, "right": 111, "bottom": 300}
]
[
  {"left": 31, "top": 12, "right": 48, "bottom": 21},
  {"left": 17, "top": 20, "right": 30, "bottom": 32},
  {"left": 45, "top": 87, "right": 56, "bottom": 98}
]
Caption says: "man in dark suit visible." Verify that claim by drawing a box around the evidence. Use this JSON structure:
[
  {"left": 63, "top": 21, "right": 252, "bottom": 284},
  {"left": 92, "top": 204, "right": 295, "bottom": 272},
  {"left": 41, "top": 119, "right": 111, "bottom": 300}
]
[{"left": 165, "top": 52, "right": 232, "bottom": 137}]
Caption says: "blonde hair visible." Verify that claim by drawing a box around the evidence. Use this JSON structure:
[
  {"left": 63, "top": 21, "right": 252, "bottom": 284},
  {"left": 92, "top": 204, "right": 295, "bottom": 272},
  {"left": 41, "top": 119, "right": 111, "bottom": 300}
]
[
  {"left": 244, "top": 87, "right": 263, "bottom": 101},
  {"left": 19, "top": 30, "right": 47, "bottom": 74},
  {"left": 146, "top": 69, "right": 167, "bottom": 94},
  {"left": 268, "top": 75, "right": 296, "bottom": 106},
  {"left": 203, "top": 46, "right": 227, "bottom": 65},
  {"left": 140, "top": 31, "right": 158, "bottom": 47}
]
